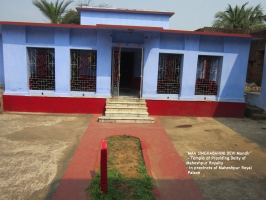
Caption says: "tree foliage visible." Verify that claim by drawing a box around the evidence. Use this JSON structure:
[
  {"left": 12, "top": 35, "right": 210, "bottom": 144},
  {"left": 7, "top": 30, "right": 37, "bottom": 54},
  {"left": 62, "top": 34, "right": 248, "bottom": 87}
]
[
  {"left": 212, "top": 2, "right": 266, "bottom": 30},
  {"left": 61, "top": 9, "right": 80, "bottom": 24},
  {"left": 32, "top": 0, "right": 73, "bottom": 23},
  {"left": 77, "top": 0, "right": 92, "bottom": 6}
]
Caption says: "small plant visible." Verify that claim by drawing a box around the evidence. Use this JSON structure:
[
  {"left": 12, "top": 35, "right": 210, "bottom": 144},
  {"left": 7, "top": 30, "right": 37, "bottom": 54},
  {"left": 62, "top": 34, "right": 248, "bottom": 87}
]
[
  {"left": 123, "top": 134, "right": 131, "bottom": 138},
  {"left": 87, "top": 136, "right": 156, "bottom": 200},
  {"left": 137, "top": 161, "right": 147, "bottom": 174}
]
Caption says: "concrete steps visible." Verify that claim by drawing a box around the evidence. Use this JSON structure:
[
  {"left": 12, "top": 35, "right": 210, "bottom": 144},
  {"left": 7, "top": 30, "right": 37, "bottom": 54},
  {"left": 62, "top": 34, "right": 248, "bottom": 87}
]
[
  {"left": 250, "top": 113, "right": 266, "bottom": 120},
  {"left": 98, "top": 116, "right": 155, "bottom": 123},
  {"left": 245, "top": 104, "right": 266, "bottom": 120},
  {"left": 98, "top": 97, "right": 155, "bottom": 123}
]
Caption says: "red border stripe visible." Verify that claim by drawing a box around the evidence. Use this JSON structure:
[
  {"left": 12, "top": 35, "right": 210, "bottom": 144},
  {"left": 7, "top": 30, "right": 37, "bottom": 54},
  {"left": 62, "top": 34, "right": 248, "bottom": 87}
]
[
  {"left": 3, "top": 95, "right": 245, "bottom": 117},
  {"left": 146, "top": 100, "right": 246, "bottom": 117},
  {"left": 3, "top": 95, "right": 106, "bottom": 114}
]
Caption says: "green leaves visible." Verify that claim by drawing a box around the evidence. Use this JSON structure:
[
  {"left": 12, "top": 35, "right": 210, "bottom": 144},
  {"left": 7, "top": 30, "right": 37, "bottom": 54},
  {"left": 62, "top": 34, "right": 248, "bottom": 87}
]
[
  {"left": 61, "top": 9, "right": 80, "bottom": 24},
  {"left": 212, "top": 2, "right": 266, "bottom": 30},
  {"left": 32, "top": 0, "right": 73, "bottom": 23}
]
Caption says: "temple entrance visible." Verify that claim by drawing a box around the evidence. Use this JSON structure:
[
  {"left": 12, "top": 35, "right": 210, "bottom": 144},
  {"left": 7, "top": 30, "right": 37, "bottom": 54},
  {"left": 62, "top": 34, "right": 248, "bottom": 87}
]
[{"left": 111, "top": 47, "right": 143, "bottom": 98}]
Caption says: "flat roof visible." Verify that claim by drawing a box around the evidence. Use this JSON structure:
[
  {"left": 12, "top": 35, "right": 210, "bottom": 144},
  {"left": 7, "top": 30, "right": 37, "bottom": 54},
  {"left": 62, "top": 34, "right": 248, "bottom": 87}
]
[
  {"left": 76, "top": 6, "right": 175, "bottom": 16},
  {"left": 0, "top": 21, "right": 266, "bottom": 40}
]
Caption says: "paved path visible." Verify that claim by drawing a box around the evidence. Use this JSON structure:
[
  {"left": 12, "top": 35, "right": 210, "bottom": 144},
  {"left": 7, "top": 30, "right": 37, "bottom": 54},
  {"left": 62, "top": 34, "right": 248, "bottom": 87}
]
[{"left": 53, "top": 115, "right": 203, "bottom": 200}]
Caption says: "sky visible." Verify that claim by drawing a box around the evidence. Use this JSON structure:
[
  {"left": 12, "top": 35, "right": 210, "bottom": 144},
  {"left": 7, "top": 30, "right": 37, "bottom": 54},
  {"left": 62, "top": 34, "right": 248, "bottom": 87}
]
[{"left": 0, "top": 0, "right": 266, "bottom": 31}]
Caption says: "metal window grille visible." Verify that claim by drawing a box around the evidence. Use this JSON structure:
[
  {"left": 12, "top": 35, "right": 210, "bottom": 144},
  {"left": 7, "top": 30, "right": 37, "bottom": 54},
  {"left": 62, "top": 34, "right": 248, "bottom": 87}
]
[
  {"left": 195, "top": 56, "right": 220, "bottom": 95},
  {"left": 71, "top": 50, "right": 97, "bottom": 92},
  {"left": 157, "top": 53, "right": 181, "bottom": 94},
  {"left": 28, "top": 48, "right": 55, "bottom": 90}
]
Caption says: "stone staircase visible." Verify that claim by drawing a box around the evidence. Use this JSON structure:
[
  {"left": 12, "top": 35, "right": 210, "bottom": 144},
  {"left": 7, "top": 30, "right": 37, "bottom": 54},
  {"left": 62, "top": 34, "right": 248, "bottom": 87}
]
[
  {"left": 98, "top": 97, "right": 155, "bottom": 123},
  {"left": 245, "top": 104, "right": 266, "bottom": 120}
]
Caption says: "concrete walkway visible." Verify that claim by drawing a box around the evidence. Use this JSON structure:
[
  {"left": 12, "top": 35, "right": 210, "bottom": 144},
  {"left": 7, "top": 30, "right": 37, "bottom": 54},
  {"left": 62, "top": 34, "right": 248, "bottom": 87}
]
[{"left": 53, "top": 115, "right": 203, "bottom": 200}]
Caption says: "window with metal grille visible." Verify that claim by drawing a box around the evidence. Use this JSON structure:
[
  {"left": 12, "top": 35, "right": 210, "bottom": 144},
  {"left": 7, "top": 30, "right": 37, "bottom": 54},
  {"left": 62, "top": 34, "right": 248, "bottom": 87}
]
[
  {"left": 71, "top": 50, "right": 97, "bottom": 92},
  {"left": 157, "top": 53, "right": 182, "bottom": 94},
  {"left": 28, "top": 48, "right": 55, "bottom": 90},
  {"left": 195, "top": 56, "right": 221, "bottom": 95}
]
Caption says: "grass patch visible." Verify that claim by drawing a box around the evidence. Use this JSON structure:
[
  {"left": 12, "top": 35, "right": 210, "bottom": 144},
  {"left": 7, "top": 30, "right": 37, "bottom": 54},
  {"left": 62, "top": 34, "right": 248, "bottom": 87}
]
[{"left": 86, "top": 135, "right": 155, "bottom": 200}]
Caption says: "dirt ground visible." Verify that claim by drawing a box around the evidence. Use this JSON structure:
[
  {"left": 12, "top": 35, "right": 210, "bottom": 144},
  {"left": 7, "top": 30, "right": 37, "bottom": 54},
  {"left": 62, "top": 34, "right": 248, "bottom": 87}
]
[
  {"left": 0, "top": 113, "right": 92, "bottom": 200},
  {"left": 160, "top": 116, "right": 266, "bottom": 200},
  {"left": 1, "top": 111, "right": 266, "bottom": 200},
  {"left": 106, "top": 136, "right": 142, "bottom": 178}
]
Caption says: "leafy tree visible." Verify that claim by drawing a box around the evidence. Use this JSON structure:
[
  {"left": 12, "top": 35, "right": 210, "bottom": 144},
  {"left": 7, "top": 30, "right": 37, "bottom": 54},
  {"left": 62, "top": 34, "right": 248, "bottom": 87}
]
[
  {"left": 212, "top": 2, "right": 266, "bottom": 30},
  {"left": 61, "top": 9, "right": 80, "bottom": 24},
  {"left": 32, "top": 0, "right": 73, "bottom": 23},
  {"left": 77, "top": 0, "right": 92, "bottom": 6},
  {"left": 61, "top": 0, "right": 111, "bottom": 24},
  {"left": 77, "top": 0, "right": 111, "bottom": 8}
]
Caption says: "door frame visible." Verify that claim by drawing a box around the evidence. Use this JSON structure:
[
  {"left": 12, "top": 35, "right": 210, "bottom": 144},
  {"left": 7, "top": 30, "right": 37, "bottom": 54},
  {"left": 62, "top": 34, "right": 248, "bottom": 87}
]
[{"left": 111, "top": 46, "right": 144, "bottom": 98}]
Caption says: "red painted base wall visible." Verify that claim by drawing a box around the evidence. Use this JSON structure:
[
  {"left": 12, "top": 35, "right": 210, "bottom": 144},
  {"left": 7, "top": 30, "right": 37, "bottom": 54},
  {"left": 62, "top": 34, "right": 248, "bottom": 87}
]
[
  {"left": 3, "top": 95, "right": 106, "bottom": 114},
  {"left": 3, "top": 95, "right": 246, "bottom": 117},
  {"left": 146, "top": 100, "right": 246, "bottom": 118}
]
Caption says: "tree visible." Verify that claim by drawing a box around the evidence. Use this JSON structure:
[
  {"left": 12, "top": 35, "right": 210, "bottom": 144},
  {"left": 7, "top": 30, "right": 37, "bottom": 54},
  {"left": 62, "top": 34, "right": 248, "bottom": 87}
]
[
  {"left": 212, "top": 2, "right": 266, "bottom": 30},
  {"left": 77, "top": 0, "right": 111, "bottom": 8},
  {"left": 61, "top": 0, "right": 111, "bottom": 24},
  {"left": 77, "top": 0, "right": 92, "bottom": 6},
  {"left": 61, "top": 9, "right": 80, "bottom": 24},
  {"left": 32, "top": 0, "right": 73, "bottom": 23}
]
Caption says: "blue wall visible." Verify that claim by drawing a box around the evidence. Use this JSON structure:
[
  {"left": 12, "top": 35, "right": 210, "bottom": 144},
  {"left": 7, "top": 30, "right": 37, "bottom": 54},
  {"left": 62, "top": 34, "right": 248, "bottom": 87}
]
[
  {"left": 1, "top": 24, "right": 251, "bottom": 103},
  {"left": 141, "top": 33, "right": 250, "bottom": 102},
  {"left": 2, "top": 25, "right": 99, "bottom": 96},
  {"left": 54, "top": 28, "right": 70, "bottom": 96},
  {"left": 220, "top": 37, "right": 250, "bottom": 102},
  {"left": 2, "top": 25, "right": 28, "bottom": 94},
  {"left": 70, "top": 29, "right": 97, "bottom": 46},
  {"left": 96, "top": 29, "right": 112, "bottom": 97},
  {"left": 246, "top": 42, "right": 266, "bottom": 110},
  {"left": 0, "top": 33, "right": 4, "bottom": 87},
  {"left": 80, "top": 10, "right": 170, "bottom": 28},
  {"left": 199, "top": 35, "right": 223, "bottom": 52},
  {"left": 26, "top": 27, "right": 54, "bottom": 44},
  {"left": 112, "top": 31, "right": 144, "bottom": 44},
  {"left": 160, "top": 33, "right": 184, "bottom": 50},
  {"left": 142, "top": 32, "right": 160, "bottom": 98}
]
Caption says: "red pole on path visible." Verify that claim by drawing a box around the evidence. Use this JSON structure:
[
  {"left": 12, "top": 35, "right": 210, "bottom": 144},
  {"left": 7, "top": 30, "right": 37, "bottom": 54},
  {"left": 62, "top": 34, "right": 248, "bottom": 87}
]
[{"left": 100, "top": 140, "right": 108, "bottom": 194}]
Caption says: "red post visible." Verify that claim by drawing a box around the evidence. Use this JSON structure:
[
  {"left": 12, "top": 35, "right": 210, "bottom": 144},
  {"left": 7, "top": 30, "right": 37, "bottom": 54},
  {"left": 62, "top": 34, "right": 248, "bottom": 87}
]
[{"left": 100, "top": 140, "right": 108, "bottom": 194}]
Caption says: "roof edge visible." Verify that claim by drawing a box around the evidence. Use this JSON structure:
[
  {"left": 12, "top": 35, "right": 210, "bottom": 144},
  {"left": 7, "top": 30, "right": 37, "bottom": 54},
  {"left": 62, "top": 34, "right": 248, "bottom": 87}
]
[
  {"left": 162, "top": 29, "right": 254, "bottom": 38},
  {"left": 0, "top": 21, "right": 96, "bottom": 29},
  {"left": 76, "top": 6, "right": 175, "bottom": 16},
  {"left": 96, "top": 24, "right": 163, "bottom": 31},
  {"left": 0, "top": 21, "right": 266, "bottom": 39}
]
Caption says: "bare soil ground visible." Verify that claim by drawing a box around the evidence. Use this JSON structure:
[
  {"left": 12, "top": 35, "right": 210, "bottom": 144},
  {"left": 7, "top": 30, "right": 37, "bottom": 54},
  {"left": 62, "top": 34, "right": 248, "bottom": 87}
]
[
  {"left": 0, "top": 113, "right": 91, "bottom": 200},
  {"left": 106, "top": 136, "right": 142, "bottom": 178},
  {"left": 90, "top": 135, "right": 155, "bottom": 200},
  {"left": 2, "top": 111, "right": 266, "bottom": 200},
  {"left": 160, "top": 116, "right": 266, "bottom": 200}
]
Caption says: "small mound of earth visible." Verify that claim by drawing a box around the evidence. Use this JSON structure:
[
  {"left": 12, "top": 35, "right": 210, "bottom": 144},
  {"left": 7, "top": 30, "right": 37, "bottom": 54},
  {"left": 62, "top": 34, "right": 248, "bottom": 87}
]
[{"left": 106, "top": 135, "right": 143, "bottom": 178}]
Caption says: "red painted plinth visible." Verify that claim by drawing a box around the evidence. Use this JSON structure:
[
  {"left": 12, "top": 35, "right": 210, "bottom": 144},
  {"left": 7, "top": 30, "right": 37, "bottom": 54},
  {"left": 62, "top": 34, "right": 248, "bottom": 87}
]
[
  {"left": 100, "top": 140, "right": 108, "bottom": 194},
  {"left": 2, "top": 95, "right": 106, "bottom": 114},
  {"left": 3, "top": 95, "right": 246, "bottom": 117},
  {"left": 146, "top": 100, "right": 246, "bottom": 118}
]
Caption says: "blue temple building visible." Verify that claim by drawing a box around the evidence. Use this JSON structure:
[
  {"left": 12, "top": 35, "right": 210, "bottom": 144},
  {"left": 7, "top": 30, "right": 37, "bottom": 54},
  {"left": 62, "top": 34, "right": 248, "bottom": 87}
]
[{"left": 0, "top": 7, "right": 264, "bottom": 117}]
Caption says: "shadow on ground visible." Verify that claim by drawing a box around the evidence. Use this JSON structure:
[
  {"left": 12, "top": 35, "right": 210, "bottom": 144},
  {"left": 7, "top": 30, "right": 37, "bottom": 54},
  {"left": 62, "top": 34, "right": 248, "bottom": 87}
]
[
  {"left": 47, "top": 177, "right": 266, "bottom": 200},
  {"left": 215, "top": 117, "right": 266, "bottom": 150},
  {"left": 160, "top": 116, "right": 266, "bottom": 200}
]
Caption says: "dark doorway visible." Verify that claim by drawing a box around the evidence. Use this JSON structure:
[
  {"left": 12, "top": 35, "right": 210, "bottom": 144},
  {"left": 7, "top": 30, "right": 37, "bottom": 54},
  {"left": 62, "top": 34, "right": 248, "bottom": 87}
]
[
  {"left": 111, "top": 47, "right": 143, "bottom": 98},
  {"left": 120, "top": 52, "right": 134, "bottom": 88}
]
